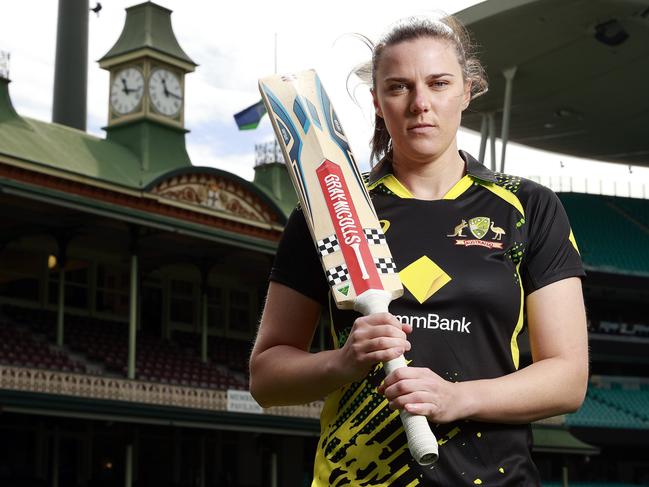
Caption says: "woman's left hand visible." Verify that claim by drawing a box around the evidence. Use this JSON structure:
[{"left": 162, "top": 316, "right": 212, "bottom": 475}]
[{"left": 377, "top": 367, "right": 472, "bottom": 424}]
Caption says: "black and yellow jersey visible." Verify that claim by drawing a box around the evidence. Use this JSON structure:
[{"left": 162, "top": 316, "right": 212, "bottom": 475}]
[{"left": 270, "top": 151, "right": 585, "bottom": 486}]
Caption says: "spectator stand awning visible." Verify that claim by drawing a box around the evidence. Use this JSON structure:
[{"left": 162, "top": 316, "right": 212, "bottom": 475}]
[{"left": 456, "top": 0, "right": 649, "bottom": 171}]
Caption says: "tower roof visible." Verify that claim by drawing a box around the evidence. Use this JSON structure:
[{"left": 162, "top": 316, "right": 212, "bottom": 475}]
[{"left": 99, "top": 2, "right": 196, "bottom": 70}]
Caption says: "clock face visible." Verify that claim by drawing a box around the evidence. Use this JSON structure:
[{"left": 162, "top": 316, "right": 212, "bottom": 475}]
[
  {"left": 148, "top": 68, "right": 183, "bottom": 117},
  {"left": 110, "top": 67, "right": 144, "bottom": 115}
]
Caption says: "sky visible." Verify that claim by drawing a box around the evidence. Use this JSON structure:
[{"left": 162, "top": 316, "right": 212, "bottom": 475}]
[{"left": 1, "top": 0, "right": 648, "bottom": 198}]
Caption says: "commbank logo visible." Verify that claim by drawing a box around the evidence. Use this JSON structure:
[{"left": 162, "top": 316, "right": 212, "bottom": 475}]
[{"left": 395, "top": 313, "right": 471, "bottom": 334}]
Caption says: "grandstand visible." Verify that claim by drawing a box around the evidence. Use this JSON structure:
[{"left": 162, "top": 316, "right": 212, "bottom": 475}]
[
  {"left": 0, "top": 3, "right": 317, "bottom": 486},
  {"left": 453, "top": 0, "right": 649, "bottom": 482},
  {"left": 1, "top": 0, "right": 649, "bottom": 486}
]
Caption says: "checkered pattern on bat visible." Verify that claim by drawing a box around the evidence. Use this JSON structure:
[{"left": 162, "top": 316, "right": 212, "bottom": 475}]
[
  {"left": 374, "top": 257, "right": 397, "bottom": 274},
  {"left": 317, "top": 235, "right": 341, "bottom": 256},
  {"left": 326, "top": 264, "right": 349, "bottom": 286},
  {"left": 318, "top": 228, "right": 385, "bottom": 257},
  {"left": 364, "top": 228, "right": 386, "bottom": 245}
]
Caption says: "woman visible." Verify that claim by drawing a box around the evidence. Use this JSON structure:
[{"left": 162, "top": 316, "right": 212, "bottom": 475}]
[{"left": 250, "top": 16, "right": 588, "bottom": 486}]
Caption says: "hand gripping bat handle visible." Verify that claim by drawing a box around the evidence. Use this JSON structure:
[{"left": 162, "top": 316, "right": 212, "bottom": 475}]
[{"left": 354, "top": 289, "right": 439, "bottom": 465}]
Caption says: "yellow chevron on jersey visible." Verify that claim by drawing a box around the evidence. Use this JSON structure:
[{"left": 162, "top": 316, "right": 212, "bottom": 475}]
[{"left": 442, "top": 174, "right": 473, "bottom": 200}]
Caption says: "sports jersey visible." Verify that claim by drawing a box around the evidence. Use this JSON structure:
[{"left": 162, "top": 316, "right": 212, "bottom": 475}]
[{"left": 270, "top": 151, "right": 585, "bottom": 486}]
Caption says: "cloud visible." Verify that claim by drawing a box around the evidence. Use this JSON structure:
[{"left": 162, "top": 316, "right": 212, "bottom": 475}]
[
  {"left": 10, "top": 0, "right": 643, "bottom": 195},
  {"left": 188, "top": 142, "right": 256, "bottom": 181}
]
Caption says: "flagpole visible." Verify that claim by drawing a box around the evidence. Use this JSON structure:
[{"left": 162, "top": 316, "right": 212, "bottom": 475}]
[
  {"left": 273, "top": 32, "right": 279, "bottom": 158},
  {"left": 274, "top": 33, "right": 278, "bottom": 73}
]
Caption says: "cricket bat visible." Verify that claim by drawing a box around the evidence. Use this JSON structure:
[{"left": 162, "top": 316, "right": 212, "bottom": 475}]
[{"left": 259, "top": 69, "right": 438, "bottom": 465}]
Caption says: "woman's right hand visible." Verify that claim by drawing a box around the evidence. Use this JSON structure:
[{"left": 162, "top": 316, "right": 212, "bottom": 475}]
[{"left": 337, "top": 312, "right": 412, "bottom": 383}]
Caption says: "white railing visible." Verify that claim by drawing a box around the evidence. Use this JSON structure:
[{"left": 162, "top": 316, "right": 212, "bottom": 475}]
[
  {"left": 0, "top": 365, "right": 322, "bottom": 419},
  {"left": 529, "top": 175, "right": 649, "bottom": 199},
  {"left": 0, "top": 366, "right": 569, "bottom": 426}
]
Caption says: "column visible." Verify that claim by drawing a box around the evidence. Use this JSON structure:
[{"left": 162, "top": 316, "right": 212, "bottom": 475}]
[
  {"left": 478, "top": 113, "right": 488, "bottom": 164},
  {"left": 128, "top": 253, "right": 138, "bottom": 379},
  {"left": 127, "top": 228, "right": 139, "bottom": 380},
  {"left": 124, "top": 444, "right": 133, "bottom": 487},
  {"left": 488, "top": 113, "right": 497, "bottom": 172},
  {"left": 201, "top": 288, "right": 208, "bottom": 363},
  {"left": 51, "top": 427, "right": 60, "bottom": 487},
  {"left": 500, "top": 66, "right": 518, "bottom": 173}
]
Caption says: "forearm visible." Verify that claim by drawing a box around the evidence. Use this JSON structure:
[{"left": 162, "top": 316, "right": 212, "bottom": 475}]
[
  {"left": 460, "top": 356, "right": 588, "bottom": 423},
  {"left": 249, "top": 345, "right": 348, "bottom": 407}
]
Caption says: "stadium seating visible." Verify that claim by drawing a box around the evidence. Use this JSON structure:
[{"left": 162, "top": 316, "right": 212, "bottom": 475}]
[
  {"left": 0, "top": 305, "right": 249, "bottom": 389},
  {"left": 566, "top": 380, "right": 649, "bottom": 430},
  {"left": 558, "top": 193, "right": 649, "bottom": 275},
  {"left": 0, "top": 320, "right": 86, "bottom": 373},
  {"left": 173, "top": 330, "right": 250, "bottom": 372},
  {"left": 610, "top": 197, "right": 649, "bottom": 231}
]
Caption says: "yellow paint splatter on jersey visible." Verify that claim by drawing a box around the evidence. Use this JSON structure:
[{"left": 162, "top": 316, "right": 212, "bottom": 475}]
[
  {"left": 437, "top": 426, "right": 461, "bottom": 446},
  {"left": 313, "top": 363, "right": 424, "bottom": 486}
]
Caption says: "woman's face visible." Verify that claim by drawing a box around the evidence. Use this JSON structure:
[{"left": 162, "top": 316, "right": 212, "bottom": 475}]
[{"left": 372, "top": 36, "right": 471, "bottom": 165}]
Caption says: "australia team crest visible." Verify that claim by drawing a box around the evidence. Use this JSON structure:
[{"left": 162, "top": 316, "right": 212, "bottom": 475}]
[
  {"left": 448, "top": 216, "right": 505, "bottom": 249},
  {"left": 468, "top": 217, "right": 490, "bottom": 239}
]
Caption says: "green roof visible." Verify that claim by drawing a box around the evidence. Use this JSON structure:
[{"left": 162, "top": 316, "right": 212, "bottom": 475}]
[
  {"left": 532, "top": 427, "right": 599, "bottom": 455},
  {"left": 0, "top": 79, "right": 287, "bottom": 226},
  {"left": 0, "top": 82, "right": 142, "bottom": 188},
  {"left": 252, "top": 162, "right": 298, "bottom": 218},
  {"left": 0, "top": 177, "right": 280, "bottom": 254},
  {"left": 99, "top": 2, "right": 196, "bottom": 68}
]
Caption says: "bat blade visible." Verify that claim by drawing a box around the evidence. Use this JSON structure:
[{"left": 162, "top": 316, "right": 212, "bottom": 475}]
[
  {"left": 259, "top": 70, "right": 402, "bottom": 309},
  {"left": 259, "top": 69, "right": 439, "bottom": 465},
  {"left": 316, "top": 159, "right": 383, "bottom": 296}
]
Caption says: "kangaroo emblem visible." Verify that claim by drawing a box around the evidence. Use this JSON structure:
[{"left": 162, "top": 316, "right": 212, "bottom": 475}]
[{"left": 447, "top": 220, "right": 468, "bottom": 237}]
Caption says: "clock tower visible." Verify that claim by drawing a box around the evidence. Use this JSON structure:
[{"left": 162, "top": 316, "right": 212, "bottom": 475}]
[{"left": 99, "top": 2, "right": 197, "bottom": 182}]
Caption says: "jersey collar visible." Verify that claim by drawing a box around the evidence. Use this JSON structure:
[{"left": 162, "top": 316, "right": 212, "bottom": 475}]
[{"left": 368, "top": 150, "right": 498, "bottom": 187}]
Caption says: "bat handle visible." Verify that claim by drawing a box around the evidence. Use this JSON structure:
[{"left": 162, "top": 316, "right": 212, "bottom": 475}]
[{"left": 354, "top": 290, "right": 439, "bottom": 466}]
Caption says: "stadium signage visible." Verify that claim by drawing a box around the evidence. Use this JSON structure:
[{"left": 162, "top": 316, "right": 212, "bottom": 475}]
[{"left": 227, "top": 389, "right": 263, "bottom": 414}]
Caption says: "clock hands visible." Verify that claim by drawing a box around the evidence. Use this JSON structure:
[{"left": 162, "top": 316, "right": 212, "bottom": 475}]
[
  {"left": 161, "top": 77, "right": 182, "bottom": 101},
  {"left": 121, "top": 78, "right": 132, "bottom": 94},
  {"left": 121, "top": 77, "right": 142, "bottom": 96}
]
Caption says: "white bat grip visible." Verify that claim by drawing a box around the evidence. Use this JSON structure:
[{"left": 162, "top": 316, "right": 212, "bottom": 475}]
[{"left": 354, "top": 290, "right": 439, "bottom": 465}]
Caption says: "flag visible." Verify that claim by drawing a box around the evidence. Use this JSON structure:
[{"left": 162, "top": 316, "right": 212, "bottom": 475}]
[{"left": 234, "top": 100, "right": 267, "bottom": 130}]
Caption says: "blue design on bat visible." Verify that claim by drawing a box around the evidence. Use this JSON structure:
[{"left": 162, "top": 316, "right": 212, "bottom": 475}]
[
  {"left": 261, "top": 85, "right": 312, "bottom": 218},
  {"left": 293, "top": 96, "right": 310, "bottom": 134},
  {"left": 314, "top": 74, "right": 373, "bottom": 213},
  {"left": 305, "top": 97, "right": 322, "bottom": 130}
]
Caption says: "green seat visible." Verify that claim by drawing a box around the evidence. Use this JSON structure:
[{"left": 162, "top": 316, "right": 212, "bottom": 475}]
[
  {"left": 566, "top": 383, "right": 649, "bottom": 430},
  {"left": 558, "top": 193, "right": 649, "bottom": 276}
]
